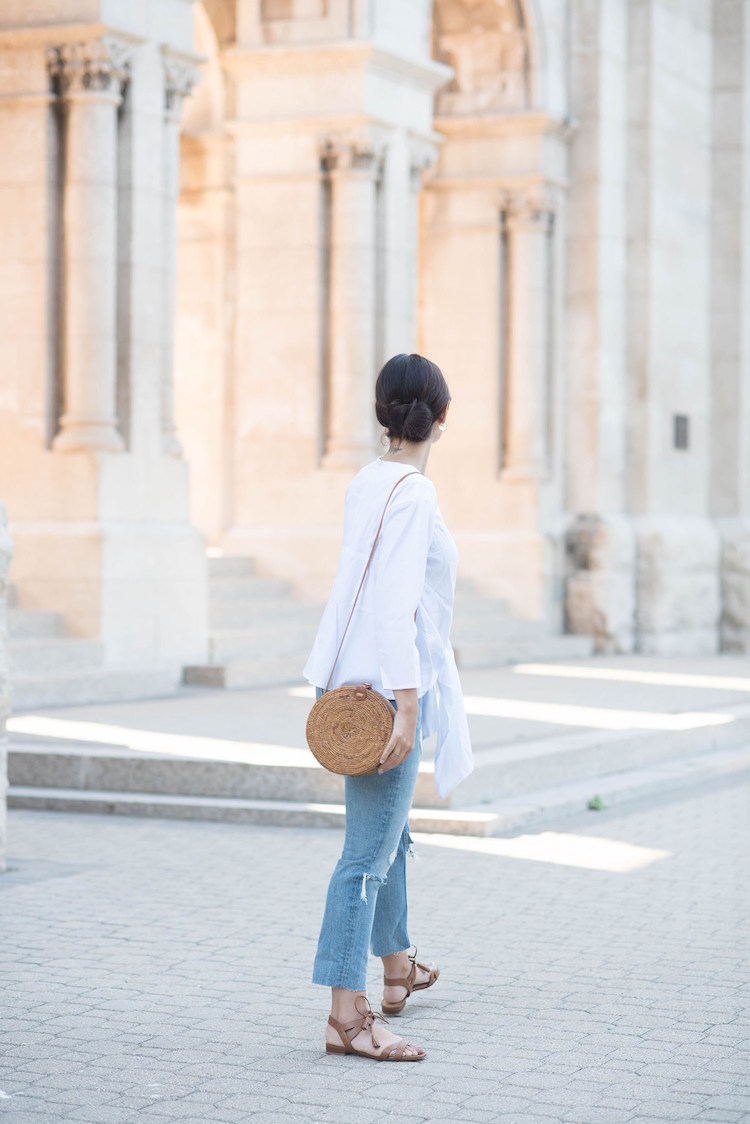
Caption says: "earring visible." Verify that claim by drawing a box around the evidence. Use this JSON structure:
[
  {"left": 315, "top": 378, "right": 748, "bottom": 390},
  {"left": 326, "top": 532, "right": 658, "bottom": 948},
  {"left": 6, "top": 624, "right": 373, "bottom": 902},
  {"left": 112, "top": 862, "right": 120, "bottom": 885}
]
[
  {"left": 380, "top": 431, "right": 390, "bottom": 446},
  {"left": 438, "top": 422, "right": 447, "bottom": 432}
]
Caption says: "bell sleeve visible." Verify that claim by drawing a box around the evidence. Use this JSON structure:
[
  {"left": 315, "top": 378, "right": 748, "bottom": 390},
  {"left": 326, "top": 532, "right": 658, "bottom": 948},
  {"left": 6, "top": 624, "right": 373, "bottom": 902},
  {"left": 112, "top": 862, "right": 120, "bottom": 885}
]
[{"left": 372, "top": 485, "right": 437, "bottom": 692}]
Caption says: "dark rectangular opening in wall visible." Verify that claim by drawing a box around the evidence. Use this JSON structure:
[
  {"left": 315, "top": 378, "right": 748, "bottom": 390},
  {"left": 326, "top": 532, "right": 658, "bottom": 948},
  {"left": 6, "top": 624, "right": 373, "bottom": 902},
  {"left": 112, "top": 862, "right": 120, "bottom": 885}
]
[{"left": 674, "top": 414, "right": 689, "bottom": 450}]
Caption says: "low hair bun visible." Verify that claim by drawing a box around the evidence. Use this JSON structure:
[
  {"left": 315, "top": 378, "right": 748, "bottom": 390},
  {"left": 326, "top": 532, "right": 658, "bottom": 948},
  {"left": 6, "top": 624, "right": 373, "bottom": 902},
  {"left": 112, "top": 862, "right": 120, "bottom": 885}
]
[
  {"left": 374, "top": 353, "right": 451, "bottom": 445},
  {"left": 402, "top": 400, "right": 434, "bottom": 442}
]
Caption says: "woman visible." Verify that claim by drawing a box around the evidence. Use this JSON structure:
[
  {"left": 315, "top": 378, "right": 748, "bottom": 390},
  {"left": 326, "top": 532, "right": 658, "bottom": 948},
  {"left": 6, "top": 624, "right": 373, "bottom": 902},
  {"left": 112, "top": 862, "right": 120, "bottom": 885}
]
[{"left": 303, "top": 353, "right": 474, "bottom": 1062}]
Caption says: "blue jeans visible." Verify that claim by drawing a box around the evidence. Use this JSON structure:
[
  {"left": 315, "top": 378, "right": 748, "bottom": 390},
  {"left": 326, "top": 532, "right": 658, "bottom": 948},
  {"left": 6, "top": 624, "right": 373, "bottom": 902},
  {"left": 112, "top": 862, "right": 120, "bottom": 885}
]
[{"left": 312, "top": 685, "right": 423, "bottom": 991}]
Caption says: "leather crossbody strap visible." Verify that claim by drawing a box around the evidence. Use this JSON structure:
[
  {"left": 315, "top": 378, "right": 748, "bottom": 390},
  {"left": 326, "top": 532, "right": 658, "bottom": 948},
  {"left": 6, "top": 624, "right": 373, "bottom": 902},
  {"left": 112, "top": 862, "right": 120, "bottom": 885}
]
[{"left": 324, "top": 471, "right": 422, "bottom": 692}]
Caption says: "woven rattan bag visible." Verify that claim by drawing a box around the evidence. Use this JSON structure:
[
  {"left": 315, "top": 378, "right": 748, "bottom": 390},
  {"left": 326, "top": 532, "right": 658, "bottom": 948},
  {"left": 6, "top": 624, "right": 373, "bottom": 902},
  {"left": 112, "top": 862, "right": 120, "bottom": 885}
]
[{"left": 306, "top": 471, "right": 421, "bottom": 776}]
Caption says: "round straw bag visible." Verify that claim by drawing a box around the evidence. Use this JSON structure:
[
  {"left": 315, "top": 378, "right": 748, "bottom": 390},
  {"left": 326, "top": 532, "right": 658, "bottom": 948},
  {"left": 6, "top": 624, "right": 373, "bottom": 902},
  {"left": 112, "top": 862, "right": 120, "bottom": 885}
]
[
  {"left": 306, "top": 471, "right": 421, "bottom": 777},
  {"left": 306, "top": 683, "right": 396, "bottom": 776}
]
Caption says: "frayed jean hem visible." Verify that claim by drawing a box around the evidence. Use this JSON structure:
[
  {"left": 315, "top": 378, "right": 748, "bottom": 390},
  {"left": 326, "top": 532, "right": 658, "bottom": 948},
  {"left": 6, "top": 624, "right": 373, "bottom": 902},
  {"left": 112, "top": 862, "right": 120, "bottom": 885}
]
[{"left": 312, "top": 969, "right": 368, "bottom": 991}]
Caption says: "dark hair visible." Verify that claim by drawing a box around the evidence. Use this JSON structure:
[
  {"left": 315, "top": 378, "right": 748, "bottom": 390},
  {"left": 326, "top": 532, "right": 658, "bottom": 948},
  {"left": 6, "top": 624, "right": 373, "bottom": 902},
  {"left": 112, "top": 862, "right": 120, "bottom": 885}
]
[{"left": 375, "top": 353, "right": 451, "bottom": 443}]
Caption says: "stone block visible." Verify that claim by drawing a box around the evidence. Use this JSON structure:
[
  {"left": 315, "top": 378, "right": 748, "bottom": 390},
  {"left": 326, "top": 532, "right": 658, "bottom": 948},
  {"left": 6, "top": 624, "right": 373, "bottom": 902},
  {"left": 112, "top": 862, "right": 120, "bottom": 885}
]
[
  {"left": 635, "top": 517, "right": 720, "bottom": 654},
  {"left": 0, "top": 502, "right": 12, "bottom": 873},
  {"left": 717, "top": 519, "right": 750, "bottom": 652},
  {"left": 565, "top": 514, "right": 635, "bottom": 652}
]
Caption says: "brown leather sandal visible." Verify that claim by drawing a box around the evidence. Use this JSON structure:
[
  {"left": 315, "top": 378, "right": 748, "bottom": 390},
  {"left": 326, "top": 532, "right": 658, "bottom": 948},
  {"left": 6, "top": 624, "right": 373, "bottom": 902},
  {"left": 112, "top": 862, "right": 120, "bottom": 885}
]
[
  {"left": 326, "top": 995, "right": 426, "bottom": 1062},
  {"left": 382, "top": 946, "right": 440, "bottom": 1016}
]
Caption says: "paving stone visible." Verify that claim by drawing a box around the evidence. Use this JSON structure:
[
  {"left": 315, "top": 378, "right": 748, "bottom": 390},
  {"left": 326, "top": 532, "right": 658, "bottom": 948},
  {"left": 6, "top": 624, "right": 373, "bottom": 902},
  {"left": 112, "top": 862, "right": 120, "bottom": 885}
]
[{"left": 2, "top": 772, "right": 750, "bottom": 1122}]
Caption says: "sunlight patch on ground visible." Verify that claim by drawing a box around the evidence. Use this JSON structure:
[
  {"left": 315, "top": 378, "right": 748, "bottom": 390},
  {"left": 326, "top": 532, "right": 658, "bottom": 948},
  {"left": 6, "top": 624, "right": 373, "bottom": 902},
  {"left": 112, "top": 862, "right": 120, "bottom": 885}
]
[
  {"left": 7, "top": 716, "right": 316, "bottom": 768},
  {"left": 513, "top": 663, "right": 750, "bottom": 692},
  {"left": 460, "top": 695, "right": 734, "bottom": 731},
  {"left": 290, "top": 684, "right": 735, "bottom": 731},
  {"left": 413, "top": 830, "right": 672, "bottom": 872}
]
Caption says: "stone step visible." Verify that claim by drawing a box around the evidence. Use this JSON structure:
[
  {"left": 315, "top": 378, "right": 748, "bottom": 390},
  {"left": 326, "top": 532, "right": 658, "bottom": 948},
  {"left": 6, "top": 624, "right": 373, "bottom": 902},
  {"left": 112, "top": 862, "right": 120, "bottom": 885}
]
[
  {"left": 210, "top": 598, "right": 322, "bottom": 632},
  {"left": 6, "top": 787, "right": 496, "bottom": 836},
  {"left": 10, "top": 740, "right": 750, "bottom": 837},
  {"left": 7, "top": 608, "right": 66, "bottom": 639},
  {"left": 460, "top": 742, "right": 750, "bottom": 836},
  {"left": 450, "top": 618, "right": 548, "bottom": 644},
  {"left": 183, "top": 655, "right": 310, "bottom": 690},
  {"left": 454, "top": 633, "right": 594, "bottom": 669},
  {"left": 13, "top": 695, "right": 750, "bottom": 830},
  {"left": 451, "top": 596, "right": 513, "bottom": 621},
  {"left": 207, "top": 622, "right": 318, "bottom": 663},
  {"left": 207, "top": 555, "right": 257, "bottom": 579},
  {"left": 9, "top": 638, "right": 105, "bottom": 675},
  {"left": 11, "top": 667, "right": 180, "bottom": 711},
  {"left": 209, "top": 576, "right": 292, "bottom": 602},
  {"left": 191, "top": 634, "right": 594, "bottom": 690},
  {"left": 7, "top": 741, "right": 443, "bottom": 807},
  {"left": 452, "top": 698, "right": 750, "bottom": 807}
]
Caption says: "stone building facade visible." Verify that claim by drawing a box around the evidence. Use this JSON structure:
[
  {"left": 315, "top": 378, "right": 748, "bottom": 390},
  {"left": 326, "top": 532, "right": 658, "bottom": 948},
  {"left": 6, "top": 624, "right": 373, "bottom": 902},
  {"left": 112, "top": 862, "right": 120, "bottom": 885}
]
[
  {"left": 0, "top": 2, "right": 209, "bottom": 696},
  {"left": 176, "top": 0, "right": 750, "bottom": 654},
  {"left": 0, "top": 0, "right": 749, "bottom": 715}
]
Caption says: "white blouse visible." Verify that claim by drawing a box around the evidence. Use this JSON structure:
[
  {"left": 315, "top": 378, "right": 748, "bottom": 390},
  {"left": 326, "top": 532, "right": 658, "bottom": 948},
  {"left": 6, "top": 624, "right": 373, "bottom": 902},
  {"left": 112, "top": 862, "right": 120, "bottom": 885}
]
[{"left": 302, "top": 456, "right": 474, "bottom": 799}]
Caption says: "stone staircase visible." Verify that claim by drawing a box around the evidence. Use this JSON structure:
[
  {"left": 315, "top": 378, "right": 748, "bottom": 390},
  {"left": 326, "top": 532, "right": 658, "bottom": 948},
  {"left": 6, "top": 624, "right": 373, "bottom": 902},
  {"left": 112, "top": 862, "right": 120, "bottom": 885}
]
[
  {"left": 182, "top": 558, "right": 593, "bottom": 689},
  {"left": 450, "top": 579, "right": 593, "bottom": 667},
  {"left": 8, "top": 691, "right": 750, "bottom": 835},
  {"left": 6, "top": 555, "right": 592, "bottom": 710},
  {"left": 182, "top": 556, "right": 323, "bottom": 688},
  {"left": 7, "top": 584, "right": 178, "bottom": 711}
]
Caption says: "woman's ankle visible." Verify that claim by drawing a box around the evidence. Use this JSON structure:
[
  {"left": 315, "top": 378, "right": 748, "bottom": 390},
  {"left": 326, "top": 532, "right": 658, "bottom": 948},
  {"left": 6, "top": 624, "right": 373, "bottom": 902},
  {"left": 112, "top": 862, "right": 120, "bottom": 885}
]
[
  {"left": 330, "top": 987, "right": 367, "bottom": 1021},
  {"left": 381, "top": 949, "right": 410, "bottom": 974}
]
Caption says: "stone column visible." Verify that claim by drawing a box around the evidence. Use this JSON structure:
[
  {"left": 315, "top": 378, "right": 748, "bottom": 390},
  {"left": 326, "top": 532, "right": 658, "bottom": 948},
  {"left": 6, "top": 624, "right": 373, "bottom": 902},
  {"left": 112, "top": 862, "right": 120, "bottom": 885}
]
[
  {"left": 48, "top": 38, "right": 132, "bottom": 453},
  {"left": 377, "top": 134, "right": 437, "bottom": 364},
  {"left": 321, "top": 132, "right": 384, "bottom": 470},
  {"left": 162, "top": 53, "right": 199, "bottom": 456},
  {"left": 402, "top": 138, "right": 438, "bottom": 353},
  {"left": 500, "top": 185, "right": 555, "bottom": 479}
]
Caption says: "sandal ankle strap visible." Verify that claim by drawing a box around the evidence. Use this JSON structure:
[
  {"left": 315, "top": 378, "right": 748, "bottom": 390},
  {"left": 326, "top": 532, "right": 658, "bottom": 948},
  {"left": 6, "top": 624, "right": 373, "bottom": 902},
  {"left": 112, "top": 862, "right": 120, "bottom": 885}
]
[{"left": 329, "top": 997, "right": 389, "bottom": 1051}]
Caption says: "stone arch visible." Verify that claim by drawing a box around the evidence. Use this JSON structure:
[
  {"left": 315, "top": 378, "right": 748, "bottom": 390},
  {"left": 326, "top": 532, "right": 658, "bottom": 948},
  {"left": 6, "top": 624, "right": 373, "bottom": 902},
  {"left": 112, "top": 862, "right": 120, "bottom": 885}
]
[
  {"left": 183, "top": 2, "right": 226, "bottom": 133},
  {"left": 431, "top": 0, "right": 538, "bottom": 114},
  {"left": 200, "top": 0, "right": 237, "bottom": 49}
]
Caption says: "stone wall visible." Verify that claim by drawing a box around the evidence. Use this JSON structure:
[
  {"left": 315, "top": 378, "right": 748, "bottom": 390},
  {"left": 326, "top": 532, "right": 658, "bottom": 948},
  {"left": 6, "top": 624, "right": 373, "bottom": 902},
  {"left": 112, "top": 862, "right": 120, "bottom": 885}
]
[
  {"left": 564, "top": 0, "right": 750, "bottom": 654},
  {"left": 0, "top": 5, "right": 209, "bottom": 676},
  {"left": 0, "top": 503, "right": 12, "bottom": 873},
  {"left": 566, "top": 515, "right": 636, "bottom": 653}
]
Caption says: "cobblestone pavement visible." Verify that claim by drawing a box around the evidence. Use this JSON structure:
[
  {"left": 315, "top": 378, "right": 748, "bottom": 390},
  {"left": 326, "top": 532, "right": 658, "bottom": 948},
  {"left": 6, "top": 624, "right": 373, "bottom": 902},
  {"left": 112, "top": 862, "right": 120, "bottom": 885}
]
[{"left": 1, "top": 775, "right": 749, "bottom": 1124}]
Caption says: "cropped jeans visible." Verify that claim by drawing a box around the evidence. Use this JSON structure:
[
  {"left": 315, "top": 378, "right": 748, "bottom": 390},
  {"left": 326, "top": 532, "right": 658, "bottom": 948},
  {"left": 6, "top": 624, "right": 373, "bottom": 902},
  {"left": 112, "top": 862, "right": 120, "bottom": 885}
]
[{"left": 312, "top": 685, "right": 423, "bottom": 992}]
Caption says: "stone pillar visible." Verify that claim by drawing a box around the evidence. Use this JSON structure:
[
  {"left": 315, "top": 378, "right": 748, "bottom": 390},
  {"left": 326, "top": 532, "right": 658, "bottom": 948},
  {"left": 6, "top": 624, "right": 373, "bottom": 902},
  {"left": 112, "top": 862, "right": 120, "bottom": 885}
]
[
  {"left": 566, "top": 515, "right": 636, "bottom": 653},
  {"left": 0, "top": 505, "right": 12, "bottom": 874},
  {"left": 162, "top": 53, "right": 199, "bottom": 457},
  {"left": 500, "top": 185, "right": 555, "bottom": 480},
  {"left": 321, "top": 132, "right": 384, "bottom": 470},
  {"left": 377, "top": 134, "right": 437, "bottom": 364},
  {"left": 48, "top": 38, "right": 132, "bottom": 454}
]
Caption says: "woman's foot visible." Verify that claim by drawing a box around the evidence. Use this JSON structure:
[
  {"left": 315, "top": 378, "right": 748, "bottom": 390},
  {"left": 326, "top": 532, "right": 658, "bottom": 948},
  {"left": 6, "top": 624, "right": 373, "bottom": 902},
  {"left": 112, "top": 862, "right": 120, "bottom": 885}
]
[
  {"left": 326, "top": 991, "right": 424, "bottom": 1059},
  {"left": 382, "top": 947, "right": 439, "bottom": 1013}
]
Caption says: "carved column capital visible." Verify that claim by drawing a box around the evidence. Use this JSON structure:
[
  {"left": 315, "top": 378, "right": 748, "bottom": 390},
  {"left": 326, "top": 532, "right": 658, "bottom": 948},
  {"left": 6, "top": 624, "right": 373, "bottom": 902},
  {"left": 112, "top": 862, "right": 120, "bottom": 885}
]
[
  {"left": 47, "top": 36, "right": 133, "bottom": 99},
  {"left": 408, "top": 139, "right": 439, "bottom": 191},
  {"left": 319, "top": 130, "right": 386, "bottom": 179},
  {"left": 163, "top": 53, "right": 200, "bottom": 117},
  {"left": 500, "top": 184, "right": 556, "bottom": 232}
]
